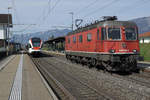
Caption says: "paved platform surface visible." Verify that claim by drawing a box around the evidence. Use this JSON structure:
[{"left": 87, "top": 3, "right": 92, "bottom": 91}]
[
  {"left": 0, "top": 54, "right": 56, "bottom": 100},
  {"left": 0, "top": 55, "right": 20, "bottom": 100}
]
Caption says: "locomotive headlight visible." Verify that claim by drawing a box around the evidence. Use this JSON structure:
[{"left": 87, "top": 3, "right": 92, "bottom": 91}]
[
  {"left": 109, "top": 49, "right": 115, "bottom": 53},
  {"left": 133, "top": 49, "right": 137, "bottom": 53}
]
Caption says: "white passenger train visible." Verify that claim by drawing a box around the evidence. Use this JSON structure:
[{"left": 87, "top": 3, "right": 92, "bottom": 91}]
[{"left": 27, "top": 37, "right": 43, "bottom": 55}]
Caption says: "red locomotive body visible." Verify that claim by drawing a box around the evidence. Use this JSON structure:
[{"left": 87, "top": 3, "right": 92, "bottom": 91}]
[{"left": 65, "top": 17, "right": 139, "bottom": 71}]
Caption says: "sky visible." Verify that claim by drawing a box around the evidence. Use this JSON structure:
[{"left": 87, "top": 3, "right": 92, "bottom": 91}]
[{"left": 0, "top": 0, "right": 150, "bottom": 34}]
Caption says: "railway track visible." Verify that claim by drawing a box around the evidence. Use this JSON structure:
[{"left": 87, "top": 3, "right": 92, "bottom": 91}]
[
  {"left": 45, "top": 53, "right": 150, "bottom": 99},
  {"left": 52, "top": 53, "right": 150, "bottom": 88},
  {"left": 30, "top": 53, "right": 150, "bottom": 100},
  {"left": 31, "top": 56, "right": 114, "bottom": 100},
  {"left": 31, "top": 57, "right": 76, "bottom": 100}
]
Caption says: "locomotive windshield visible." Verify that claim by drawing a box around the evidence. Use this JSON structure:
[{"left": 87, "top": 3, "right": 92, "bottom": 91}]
[
  {"left": 108, "top": 28, "right": 121, "bottom": 40},
  {"left": 125, "top": 28, "right": 137, "bottom": 40}
]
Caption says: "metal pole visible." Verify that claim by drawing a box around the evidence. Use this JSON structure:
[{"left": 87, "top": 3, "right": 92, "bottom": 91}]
[
  {"left": 7, "top": 8, "right": 10, "bottom": 55},
  {"left": 7, "top": 7, "right": 12, "bottom": 55},
  {"left": 69, "top": 12, "right": 74, "bottom": 31}
]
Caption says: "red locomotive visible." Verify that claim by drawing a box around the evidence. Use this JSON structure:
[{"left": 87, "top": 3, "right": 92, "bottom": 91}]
[{"left": 65, "top": 16, "right": 139, "bottom": 71}]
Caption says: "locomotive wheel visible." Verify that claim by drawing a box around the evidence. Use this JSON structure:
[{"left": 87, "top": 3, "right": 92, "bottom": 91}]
[
  {"left": 77, "top": 57, "right": 82, "bottom": 64},
  {"left": 91, "top": 58, "right": 97, "bottom": 67},
  {"left": 87, "top": 58, "right": 92, "bottom": 68},
  {"left": 131, "top": 60, "right": 139, "bottom": 73},
  {"left": 66, "top": 55, "right": 69, "bottom": 60},
  {"left": 102, "top": 61, "right": 113, "bottom": 72}
]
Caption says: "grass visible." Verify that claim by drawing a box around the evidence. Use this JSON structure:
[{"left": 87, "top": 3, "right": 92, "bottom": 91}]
[{"left": 140, "top": 43, "right": 150, "bottom": 61}]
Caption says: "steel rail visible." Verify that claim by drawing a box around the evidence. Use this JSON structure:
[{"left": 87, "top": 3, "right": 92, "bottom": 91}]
[{"left": 31, "top": 57, "right": 76, "bottom": 100}]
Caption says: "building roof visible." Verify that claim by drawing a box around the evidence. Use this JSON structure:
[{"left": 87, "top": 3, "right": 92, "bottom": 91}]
[
  {"left": 45, "top": 36, "right": 65, "bottom": 44},
  {"left": 0, "top": 14, "right": 12, "bottom": 27},
  {"left": 139, "top": 32, "right": 150, "bottom": 38}
]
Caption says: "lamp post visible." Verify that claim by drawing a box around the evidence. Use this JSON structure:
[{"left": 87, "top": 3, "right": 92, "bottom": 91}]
[{"left": 69, "top": 12, "right": 74, "bottom": 31}]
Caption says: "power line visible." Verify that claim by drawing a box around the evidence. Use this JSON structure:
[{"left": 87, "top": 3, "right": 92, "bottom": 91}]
[
  {"left": 82, "top": 0, "right": 119, "bottom": 18},
  {"left": 12, "top": 24, "right": 35, "bottom": 33},
  {"left": 31, "top": 0, "right": 53, "bottom": 33},
  {"left": 75, "top": 0, "right": 100, "bottom": 14},
  {"left": 42, "top": 0, "right": 52, "bottom": 23},
  {"left": 43, "top": 0, "right": 61, "bottom": 24}
]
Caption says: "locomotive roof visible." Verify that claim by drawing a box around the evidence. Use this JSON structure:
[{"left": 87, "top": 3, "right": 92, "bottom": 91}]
[{"left": 67, "top": 20, "right": 137, "bottom": 36}]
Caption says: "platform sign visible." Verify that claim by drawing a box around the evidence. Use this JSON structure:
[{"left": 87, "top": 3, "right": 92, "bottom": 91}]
[{"left": 0, "top": 25, "right": 6, "bottom": 39}]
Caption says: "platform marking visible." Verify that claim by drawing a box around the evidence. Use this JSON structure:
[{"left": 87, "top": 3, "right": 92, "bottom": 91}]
[
  {"left": 0, "top": 55, "right": 15, "bottom": 71},
  {"left": 34, "top": 62, "right": 59, "bottom": 100},
  {"left": 9, "top": 54, "right": 23, "bottom": 100}
]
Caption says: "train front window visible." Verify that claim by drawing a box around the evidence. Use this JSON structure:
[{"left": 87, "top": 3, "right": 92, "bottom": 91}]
[
  {"left": 108, "top": 28, "right": 121, "bottom": 40},
  {"left": 32, "top": 42, "right": 41, "bottom": 47},
  {"left": 125, "top": 28, "right": 137, "bottom": 40}
]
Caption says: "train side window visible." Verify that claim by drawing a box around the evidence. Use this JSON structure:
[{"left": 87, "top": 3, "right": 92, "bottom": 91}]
[
  {"left": 29, "top": 44, "right": 31, "bottom": 48},
  {"left": 97, "top": 29, "right": 99, "bottom": 40},
  {"left": 73, "top": 36, "right": 76, "bottom": 43},
  {"left": 101, "top": 28, "right": 106, "bottom": 40},
  {"left": 68, "top": 38, "right": 70, "bottom": 43},
  {"left": 87, "top": 33, "right": 92, "bottom": 41},
  {"left": 79, "top": 35, "right": 83, "bottom": 43},
  {"left": 28, "top": 44, "right": 31, "bottom": 48}
]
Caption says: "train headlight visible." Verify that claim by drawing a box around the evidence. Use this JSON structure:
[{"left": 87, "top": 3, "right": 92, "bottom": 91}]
[
  {"left": 109, "top": 49, "right": 115, "bottom": 53},
  {"left": 133, "top": 49, "right": 137, "bottom": 53}
]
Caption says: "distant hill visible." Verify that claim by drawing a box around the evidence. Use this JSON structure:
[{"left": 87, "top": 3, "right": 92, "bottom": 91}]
[
  {"left": 131, "top": 16, "right": 150, "bottom": 34},
  {"left": 12, "top": 16, "right": 150, "bottom": 44},
  {"left": 11, "top": 29, "right": 71, "bottom": 44}
]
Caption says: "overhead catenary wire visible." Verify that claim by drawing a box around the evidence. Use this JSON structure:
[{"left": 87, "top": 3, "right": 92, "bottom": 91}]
[
  {"left": 42, "top": 0, "right": 61, "bottom": 24},
  {"left": 42, "top": 0, "right": 52, "bottom": 23},
  {"left": 75, "top": 0, "right": 100, "bottom": 14},
  {"left": 82, "top": 0, "right": 119, "bottom": 19}
]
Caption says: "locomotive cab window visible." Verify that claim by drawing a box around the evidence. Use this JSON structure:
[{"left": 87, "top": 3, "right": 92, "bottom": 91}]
[
  {"left": 125, "top": 28, "right": 137, "bottom": 40},
  {"left": 87, "top": 33, "right": 92, "bottom": 41},
  {"left": 108, "top": 28, "right": 121, "bottom": 40},
  {"left": 73, "top": 36, "right": 76, "bottom": 43},
  {"left": 79, "top": 35, "right": 83, "bottom": 43}
]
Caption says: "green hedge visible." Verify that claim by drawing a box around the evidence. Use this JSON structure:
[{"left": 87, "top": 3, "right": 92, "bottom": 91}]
[{"left": 140, "top": 43, "right": 150, "bottom": 61}]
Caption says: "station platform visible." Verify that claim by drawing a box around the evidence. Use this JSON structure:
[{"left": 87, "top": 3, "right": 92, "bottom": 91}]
[{"left": 0, "top": 53, "right": 57, "bottom": 100}]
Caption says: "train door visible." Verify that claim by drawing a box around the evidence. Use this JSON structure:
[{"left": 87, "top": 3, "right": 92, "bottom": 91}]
[
  {"left": 85, "top": 32, "right": 91, "bottom": 52},
  {"left": 101, "top": 27, "right": 107, "bottom": 52},
  {"left": 78, "top": 33, "right": 83, "bottom": 51},
  {"left": 72, "top": 35, "right": 77, "bottom": 51},
  {"left": 96, "top": 27, "right": 105, "bottom": 52}
]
